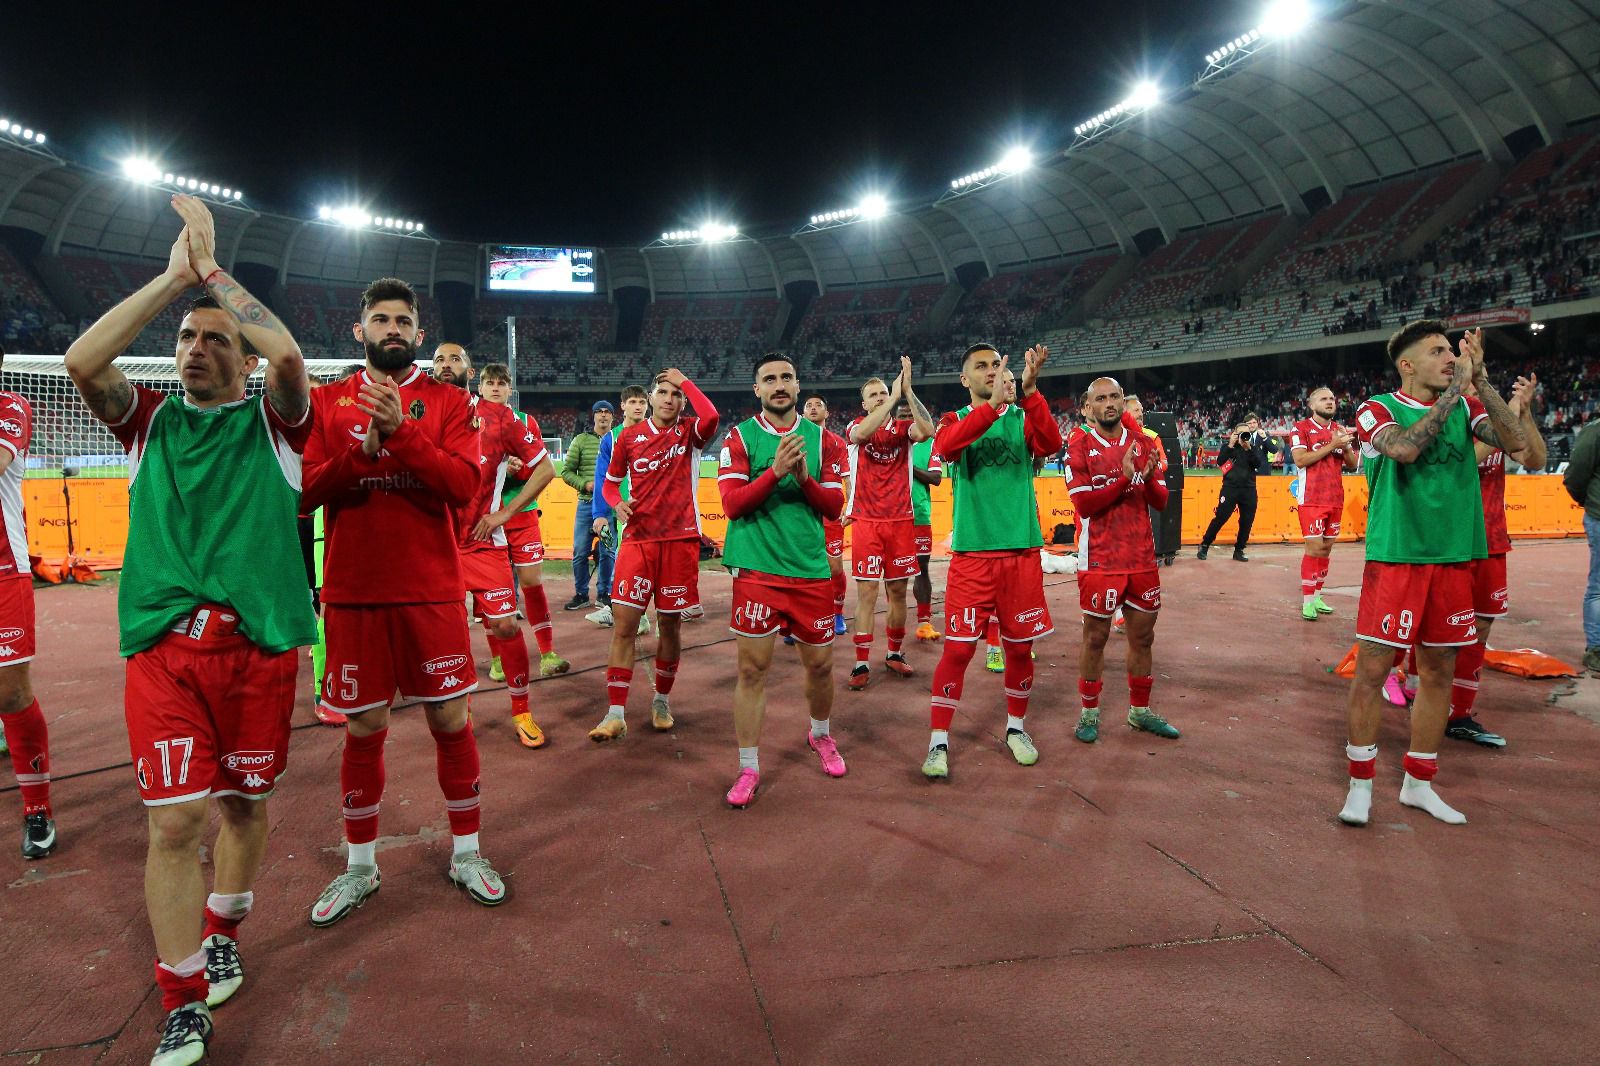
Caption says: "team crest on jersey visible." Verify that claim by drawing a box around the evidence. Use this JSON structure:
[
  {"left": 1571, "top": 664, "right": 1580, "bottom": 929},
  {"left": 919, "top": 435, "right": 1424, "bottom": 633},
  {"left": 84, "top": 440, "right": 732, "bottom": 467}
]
[
  {"left": 409, "top": 399, "right": 426, "bottom": 420},
  {"left": 137, "top": 758, "right": 152, "bottom": 791}
]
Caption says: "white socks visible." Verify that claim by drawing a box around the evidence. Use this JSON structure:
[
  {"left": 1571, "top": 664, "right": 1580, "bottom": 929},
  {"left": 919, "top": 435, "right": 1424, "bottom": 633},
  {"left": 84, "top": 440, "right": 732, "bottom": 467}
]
[
  {"left": 1006, "top": 715, "right": 1027, "bottom": 733},
  {"left": 929, "top": 730, "right": 949, "bottom": 751},
  {"left": 604, "top": 706, "right": 625, "bottom": 722},
  {"left": 158, "top": 947, "right": 208, "bottom": 979},
  {"left": 1400, "top": 761, "right": 1466, "bottom": 825},
  {"left": 453, "top": 832, "right": 480, "bottom": 858},
  {"left": 810, "top": 718, "right": 829, "bottom": 738},
  {"left": 1338, "top": 778, "right": 1373, "bottom": 826},
  {"left": 738, "top": 747, "right": 759, "bottom": 772},
  {"left": 206, "top": 891, "right": 253, "bottom": 921},
  {"left": 347, "top": 841, "right": 377, "bottom": 869}
]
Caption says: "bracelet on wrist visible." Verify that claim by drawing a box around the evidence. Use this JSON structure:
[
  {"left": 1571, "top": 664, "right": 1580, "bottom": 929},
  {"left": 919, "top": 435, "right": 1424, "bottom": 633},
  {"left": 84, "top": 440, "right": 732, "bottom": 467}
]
[{"left": 203, "top": 267, "right": 225, "bottom": 287}]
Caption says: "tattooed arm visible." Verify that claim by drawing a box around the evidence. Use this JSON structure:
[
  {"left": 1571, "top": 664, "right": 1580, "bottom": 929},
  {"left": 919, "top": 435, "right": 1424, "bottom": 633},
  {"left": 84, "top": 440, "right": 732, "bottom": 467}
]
[
  {"left": 172, "top": 194, "right": 309, "bottom": 423},
  {"left": 65, "top": 228, "right": 197, "bottom": 423},
  {"left": 1365, "top": 372, "right": 1467, "bottom": 465}
]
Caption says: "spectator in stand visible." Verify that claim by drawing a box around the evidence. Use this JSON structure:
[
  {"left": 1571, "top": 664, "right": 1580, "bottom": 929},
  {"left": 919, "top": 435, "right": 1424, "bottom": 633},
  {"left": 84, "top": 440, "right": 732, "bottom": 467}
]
[{"left": 562, "top": 401, "right": 615, "bottom": 611}]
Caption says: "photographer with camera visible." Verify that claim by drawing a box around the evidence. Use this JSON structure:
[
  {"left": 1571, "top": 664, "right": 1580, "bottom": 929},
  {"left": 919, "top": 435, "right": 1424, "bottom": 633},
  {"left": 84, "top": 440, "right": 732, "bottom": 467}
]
[{"left": 1196, "top": 412, "right": 1281, "bottom": 562}]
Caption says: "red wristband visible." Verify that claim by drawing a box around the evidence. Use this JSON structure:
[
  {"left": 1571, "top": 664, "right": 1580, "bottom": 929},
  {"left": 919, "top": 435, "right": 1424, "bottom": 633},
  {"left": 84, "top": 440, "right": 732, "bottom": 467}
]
[{"left": 203, "top": 268, "right": 225, "bottom": 287}]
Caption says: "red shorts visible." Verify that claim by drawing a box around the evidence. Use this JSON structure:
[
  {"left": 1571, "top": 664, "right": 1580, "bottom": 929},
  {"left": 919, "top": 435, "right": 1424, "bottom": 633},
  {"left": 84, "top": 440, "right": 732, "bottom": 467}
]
[
  {"left": 851, "top": 519, "right": 918, "bottom": 581},
  {"left": 729, "top": 573, "right": 836, "bottom": 645},
  {"left": 944, "top": 551, "right": 1053, "bottom": 643},
  {"left": 1298, "top": 504, "right": 1342, "bottom": 539},
  {"left": 504, "top": 509, "right": 545, "bottom": 567},
  {"left": 1078, "top": 569, "right": 1162, "bottom": 618},
  {"left": 1356, "top": 561, "right": 1477, "bottom": 649},
  {"left": 0, "top": 574, "right": 36, "bottom": 666},
  {"left": 824, "top": 520, "right": 844, "bottom": 559},
  {"left": 460, "top": 546, "right": 518, "bottom": 620},
  {"left": 125, "top": 625, "right": 298, "bottom": 806},
  {"left": 612, "top": 538, "right": 700, "bottom": 613},
  {"left": 913, "top": 524, "right": 933, "bottom": 557},
  {"left": 321, "top": 601, "right": 477, "bottom": 714},
  {"left": 1471, "top": 553, "right": 1509, "bottom": 619}
]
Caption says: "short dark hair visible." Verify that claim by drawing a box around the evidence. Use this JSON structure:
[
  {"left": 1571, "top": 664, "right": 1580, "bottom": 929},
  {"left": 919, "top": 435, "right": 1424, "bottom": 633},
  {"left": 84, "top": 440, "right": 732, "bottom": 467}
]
[
  {"left": 361, "top": 277, "right": 419, "bottom": 316},
  {"left": 185, "top": 296, "right": 258, "bottom": 356},
  {"left": 963, "top": 342, "right": 999, "bottom": 366},
  {"left": 802, "top": 392, "right": 827, "bottom": 407},
  {"left": 754, "top": 352, "right": 794, "bottom": 379},
  {"left": 479, "top": 362, "right": 510, "bottom": 383},
  {"left": 1386, "top": 318, "right": 1449, "bottom": 365},
  {"left": 620, "top": 385, "right": 648, "bottom": 401},
  {"left": 1244, "top": 411, "right": 1261, "bottom": 422},
  {"left": 339, "top": 363, "right": 365, "bottom": 380}
]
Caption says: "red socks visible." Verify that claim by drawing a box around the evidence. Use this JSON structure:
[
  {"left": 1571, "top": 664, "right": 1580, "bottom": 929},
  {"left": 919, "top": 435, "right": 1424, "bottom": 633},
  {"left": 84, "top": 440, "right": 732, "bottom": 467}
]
[
  {"left": 606, "top": 667, "right": 633, "bottom": 710},
  {"left": 1402, "top": 752, "right": 1439, "bottom": 781},
  {"left": 831, "top": 570, "right": 847, "bottom": 612},
  {"left": 853, "top": 632, "right": 872, "bottom": 665},
  {"left": 154, "top": 952, "right": 208, "bottom": 1012},
  {"left": 2, "top": 699, "right": 50, "bottom": 815},
  {"left": 1450, "top": 641, "right": 1486, "bottom": 720},
  {"left": 654, "top": 658, "right": 679, "bottom": 696},
  {"left": 486, "top": 631, "right": 530, "bottom": 698},
  {"left": 886, "top": 626, "right": 905, "bottom": 655},
  {"left": 1316, "top": 558, "right": 1330, "bottom": 593},
  {"left": 1347, "top": 743, "right": 1377, "bottom": 779},
  {"left": 431, "top": 723, "right": 481, "bottom": 836},
  {"left": 985, "top": 617, "right": 1000, "bottom": 647},
  {"left": 1079, "top": 678, "right": 1103, "bottom": 711},
  {"left": 1300, "top": 555, "right": 1319, "bottom": 596},
  {"left": 929, "top": 640, "right": 977, "bottom": 729},
  {"left": 1002, "top": 642, "right": 1033, "bottom": 718},
  {"left": 916, "top": 601, "right": 931, "bottom": 624},
  {"left": 201, "top": 891, "right": 253, "bottom": 942},
  {"left": 521, "top": 584, "right": 554, "bottom": 654},
  {"left": 1129, "top": 674, "right": 1154, "bottom": 709},
  {"left": 340, "top": 728, "right": 387, "bottom": 845}
]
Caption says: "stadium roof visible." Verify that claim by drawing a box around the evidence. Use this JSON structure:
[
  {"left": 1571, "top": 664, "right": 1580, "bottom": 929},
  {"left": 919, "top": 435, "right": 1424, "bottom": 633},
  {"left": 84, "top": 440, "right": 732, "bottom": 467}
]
[{"left": 2, "top": 0, "right": 1597, "bottom": 298}]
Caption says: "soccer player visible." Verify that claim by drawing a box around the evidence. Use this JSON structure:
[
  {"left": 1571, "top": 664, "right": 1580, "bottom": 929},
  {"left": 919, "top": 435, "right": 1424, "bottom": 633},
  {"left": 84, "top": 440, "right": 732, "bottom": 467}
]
[
  {"left": 802, "top": 394, "right": 851, "bottom": 635},
  {"left": 432, "top": 346, "right": 553, "bottom": 749},
  {"left": 0, "top": 343, "right": 54, "bottom": 859},
  {"left": 477, "top": 362, "right": 568, "bottom": 679},
  {"left": 588, "top": 369, "right": 718, "bottom": 740},
  {"left": 846, "top": 358, "right": 935, "bottom": 690},
  {"left": 1290, "top": 387, "right": 1360, "bottom": 621},
  {"left": 719, "top": 355, "right": 850, "bottom": 806},
  {"left": 589, "top": 384, "right": 651, "bottom": 629},
  {"left": 65, "top": 196, "right": 317, "bottom": 1065},
  {"left": 906, "top": 401, "right": 944, "bottom": 641},
  {"left": 303, "top": 277, "right": 507, "bottom": 924},
  {"left": 1339, "top": 323, "right": 1524, "bottom": 827},
  {"left": 920, "top": 344, "right": 1061, "bottom": 780},
  {"left": 1447, "top": 373, "right": 1547, "bottom": 747},
  {"left": 1068, "top": 376, "right": 1180, "bottom": 745}
]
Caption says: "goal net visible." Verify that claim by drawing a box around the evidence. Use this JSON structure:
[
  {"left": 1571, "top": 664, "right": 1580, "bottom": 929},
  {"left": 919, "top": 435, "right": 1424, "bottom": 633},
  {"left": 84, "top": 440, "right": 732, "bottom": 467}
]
[{"left": 2, "top": 354, "right": 394, "bottom": 478}]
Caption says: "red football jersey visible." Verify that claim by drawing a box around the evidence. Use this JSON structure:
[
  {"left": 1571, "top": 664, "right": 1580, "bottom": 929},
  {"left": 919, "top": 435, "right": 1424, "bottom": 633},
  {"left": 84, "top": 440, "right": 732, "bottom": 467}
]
[
  {"left": 303, "top": 366, "right": 481, "bottom": 605},
  {"left": 1066, "top": 424, "right": 1162, "bottom": 574},
  {"left": 458, "top": 399, "right": 546, "bottom": 549},
  {"left": 1478, "top": 447, "right": 1511, "bottom": 554},
  {"left": 0, "top": 392, "right": 34, "bottom": 577},
  {"left": 605, "top": 414, "right": 715, "bottom": 543},
  {"left": 1289, "top": 417, "right": 1351, "bottom": 509},
  {"left": 845, "top": 416, "right": 913, "bottom": 521}
]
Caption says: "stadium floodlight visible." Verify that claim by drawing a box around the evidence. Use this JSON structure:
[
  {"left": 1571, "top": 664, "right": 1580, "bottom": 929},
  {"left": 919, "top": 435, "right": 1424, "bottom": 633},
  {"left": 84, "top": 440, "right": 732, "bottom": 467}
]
[
  {"left": 1530, "top": 321, "right": 1546, "bottom": 334},
  {"left": 317, "top": 205, "right": 424, "bottom": 233},
  {"left": 121, "top": 157, "right": 162, "bottom": 184},
  {"left": 702, "top": 222, "right": 738, "bottom": 242},
  {"left": 0, "top": 116, "right": 48, "bottom": 145},
  {"left": 947, "top": 145, "right": 1039, "bottom": 193},
  {"left": 859, "top": 193, "right": 890, "bottom": 220},
  {"left": 1260, "top": 0, "right": 1313, "bottom": 37},
  {"left": 1071, "top": 82, "right": 1161, "bottom": 140},
  {"left": 1125, "top": 81, "right": 1161, "bottom": 111},
  {"left": 997, "top": 147, "right": 1033, "bottom": 174}
]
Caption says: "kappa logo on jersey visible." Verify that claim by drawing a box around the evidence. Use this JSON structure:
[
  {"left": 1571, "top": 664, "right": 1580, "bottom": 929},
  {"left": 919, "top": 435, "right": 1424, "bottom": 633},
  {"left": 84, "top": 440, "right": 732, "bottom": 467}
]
[
  {"left": 1088, "top": 449, "right": 1100, "bottom": 458},
  {"left": 1014, "top": 608, "right": 1045, "bottom": 625},
  {"left": 241, "top": 773, "right": 268, "bottom": 789},
  {"left": 633, "top": 442, "right": 689, "bottom": 474},
  {"left": 137, "top": 758, "right": 153, "bottom": 791},
  {"left": 337, "top": 396, "right": 356, "bottom": 407},
  {"left": 1031, "top": 621, "right": 1046, "bottom": 633},
  {"left": 423, "top": 654, "right": 469, "bottom": 675},
  {"left": 633, "top": 432, "right": 648, "bottom": 444},
  {"left": 3, "top": 400, "right": 24, "bottom": 415},
  {"left": 673, "top": 597, "right": 689, "bottom": 607},
  {"left": 0, "top": 646, "right": 16, "bottom": 658},
  {"left": 221, "top": 750, "right": 274, "bottom": 772},
  {"left": 440, "top": 675, "right": 462, "bottom": 688}
]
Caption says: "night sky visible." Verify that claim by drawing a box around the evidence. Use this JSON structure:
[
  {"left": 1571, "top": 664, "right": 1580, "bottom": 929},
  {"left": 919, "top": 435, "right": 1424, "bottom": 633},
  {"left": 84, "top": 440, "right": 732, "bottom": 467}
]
[{"left": 3, "top": 1, "right": 1259, "bottom": 245}]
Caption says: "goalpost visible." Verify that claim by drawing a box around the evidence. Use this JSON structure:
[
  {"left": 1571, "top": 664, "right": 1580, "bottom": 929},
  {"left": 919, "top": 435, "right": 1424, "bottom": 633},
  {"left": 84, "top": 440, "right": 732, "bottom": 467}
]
[{"left": 2, "top": 354, "right": 385, "bottom": 478}]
